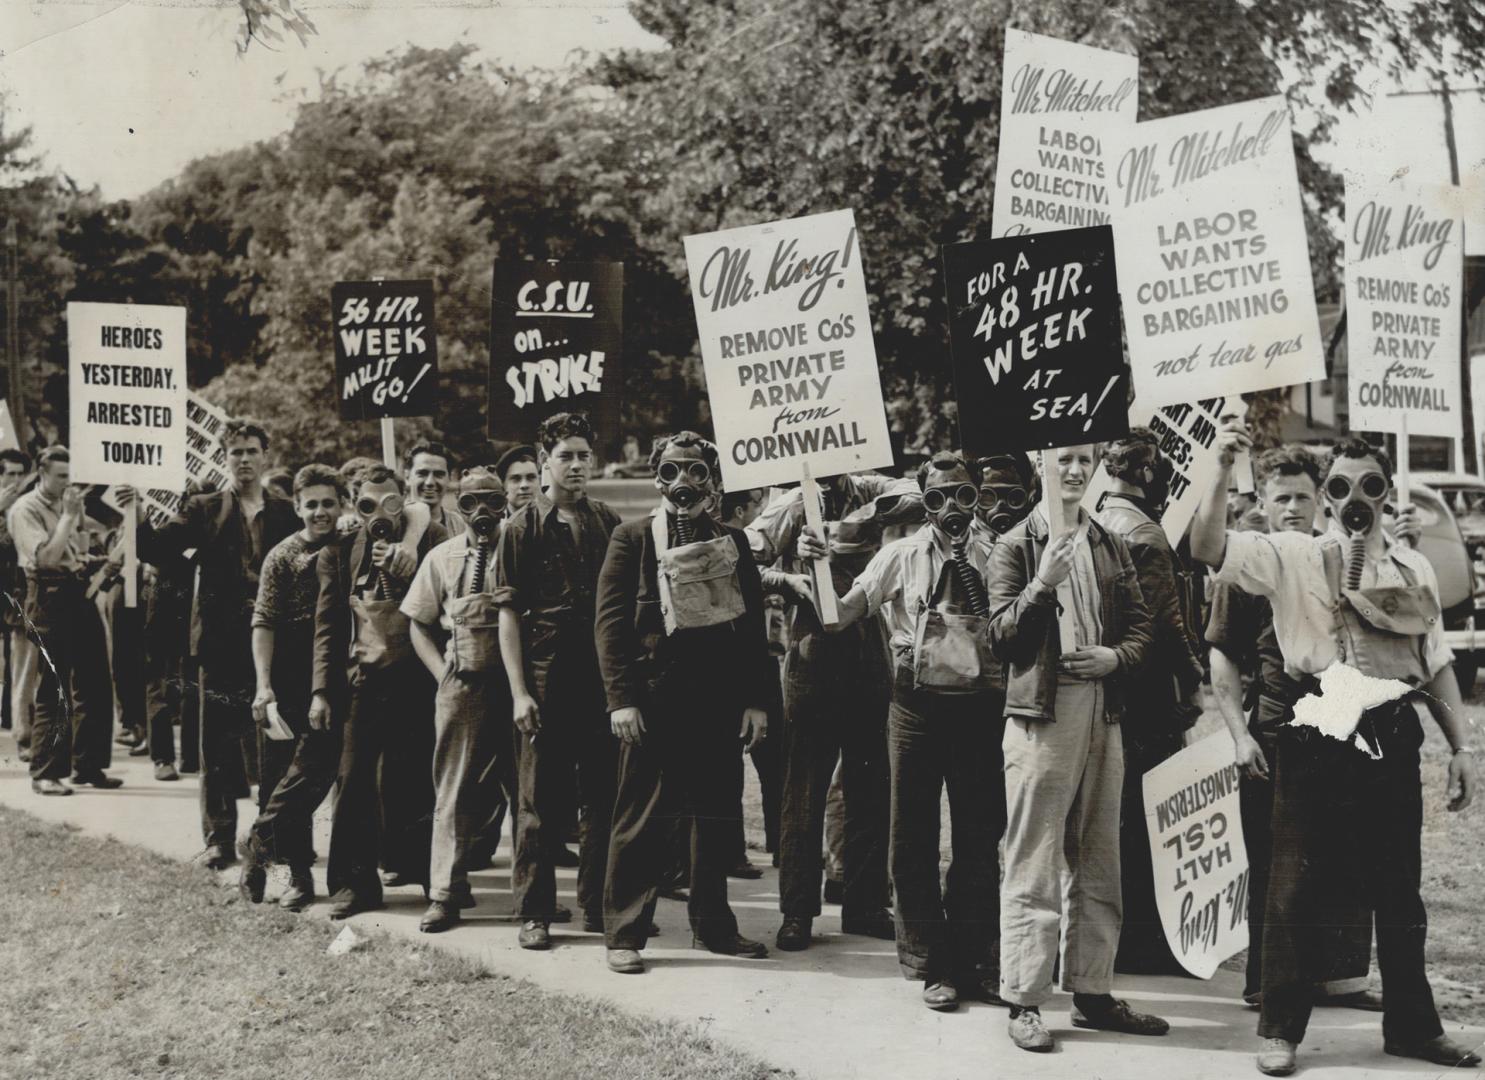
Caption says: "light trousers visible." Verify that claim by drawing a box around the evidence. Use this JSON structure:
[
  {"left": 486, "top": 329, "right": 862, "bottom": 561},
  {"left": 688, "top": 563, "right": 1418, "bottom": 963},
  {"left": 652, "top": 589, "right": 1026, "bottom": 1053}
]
[{"left": 1000, "top": 678, "right": 1123, "bottom": 1007}]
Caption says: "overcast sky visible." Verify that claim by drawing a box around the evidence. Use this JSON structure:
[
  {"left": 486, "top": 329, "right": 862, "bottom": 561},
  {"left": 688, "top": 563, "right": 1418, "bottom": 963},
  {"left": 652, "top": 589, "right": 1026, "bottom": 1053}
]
[{"left": 1, "top": 1, "right": 1481, "bottom": 205}]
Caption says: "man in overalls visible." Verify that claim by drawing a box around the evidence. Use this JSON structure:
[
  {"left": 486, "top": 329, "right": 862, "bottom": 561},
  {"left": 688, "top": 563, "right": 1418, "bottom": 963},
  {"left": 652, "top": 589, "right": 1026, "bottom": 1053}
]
[
  {"left": 494, "top": 412, "right": 622, "bottom": 949},
  {"left": 594, "top": 432, "right": 773, "bottom": 974},
  {"left": 316, "top": 465, "right": 448, "bottom": 919},
  {"left": 1191, "top": 424, "right": 1479, "bottom": 1077},
  {"left": 1094, "top": 429, "right": 1205, "bottom": 975},
  {"left": 803, "top": 452, "right": 1005, "bottom": 1011},
  {"left": 401, "top": 467, "right": 512, "bottom": 933},
  {"left": 747, "top": 468, "right": 916, "bottom": 951}
]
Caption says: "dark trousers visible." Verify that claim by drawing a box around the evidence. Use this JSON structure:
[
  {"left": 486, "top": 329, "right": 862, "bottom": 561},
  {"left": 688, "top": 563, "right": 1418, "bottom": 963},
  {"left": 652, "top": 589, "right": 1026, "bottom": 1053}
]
[
  {"left": 729, "top": 728, "right": 782, "bottom": 861},
  {"left": 249, "top": 723, "right": 340, "bottom": 869},
  {"left": 1259, "top": 705, "right": 1442, "bottom": 1045},
  {"left": 886, "top": 668, "right": 1004, "bottom": 981},
  {"left": 327, "top": 662, "right": 436, "bottom": 898},
  {"left": 603, "top": 684, "right": 744, "bottom": 950},
  {"left": 777, "top": 642, "right": 890, "bottom": 918},
  {"left": 1114, "top": 728, "right": 1185, "bottom": 975},
  {"left": 512, "top": 658, "right": 616, "bottom": 923},
  {"left": 1241, "top": 728, "right": 1371, "bottom": 1000},
  {"left": 112, "top": 589, "right": 147, "bottom": 741},
  {"left": 471, "top": 688, "right": 517, "bottom": 867},
  {"left": 198, "top": 653, "right": 258, "bottom": 850},
  {"left": 26, "top": 577, "right": 114, "bottom": 781}
]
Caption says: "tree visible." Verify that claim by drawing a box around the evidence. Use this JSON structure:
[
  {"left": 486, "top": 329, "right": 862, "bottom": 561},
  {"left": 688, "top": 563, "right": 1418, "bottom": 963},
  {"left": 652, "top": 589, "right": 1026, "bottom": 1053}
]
[{"left": 600, "top": 0, "right": 1485, "bottom": 450}]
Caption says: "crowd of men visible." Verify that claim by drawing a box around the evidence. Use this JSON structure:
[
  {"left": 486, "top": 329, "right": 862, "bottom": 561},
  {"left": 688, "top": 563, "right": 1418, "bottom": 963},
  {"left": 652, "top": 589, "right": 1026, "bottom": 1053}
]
[{"left": 2, "top": 408, "right": 1480, "bottom": 1075}]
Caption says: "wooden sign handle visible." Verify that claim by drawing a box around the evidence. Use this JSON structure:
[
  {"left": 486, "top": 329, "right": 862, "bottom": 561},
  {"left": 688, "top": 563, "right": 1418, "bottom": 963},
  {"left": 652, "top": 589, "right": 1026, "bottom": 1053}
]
[
  {"left": 123, "top": 497, "right": 138, "bottom": 609},
  {"left": 1040, "top": 451, "right": 1080, "bottom": 650},
  {"left": 381, "top": 417, "right": 397, "bottom": 471},
  {"left": 1396, "top": 413, "right": 1410, "bottom": 510},
  {"left": 800, "top": 461, "right": 839, "bottom": 625},
  {"left": 1233, "top": 449, "right": 1256, "bottom": 495}
]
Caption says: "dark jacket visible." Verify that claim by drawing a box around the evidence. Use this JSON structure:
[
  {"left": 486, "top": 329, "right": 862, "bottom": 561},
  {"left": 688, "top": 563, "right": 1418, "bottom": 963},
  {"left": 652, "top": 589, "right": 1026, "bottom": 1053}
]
[
  {"left": 312, "top": 518, "right": 449, "bottom": 710},
  {"left": 137, "top": 487, "right": 299, "bottom": 672},
  {"left": 594, "top": 510, "right": 776, "bottom": 715},
  {"left": 987, "top": 509, "right": 1152, "bottom": 723},
  {"left": 1095, "top": 493, "right": 1205, "bottom": 735}
]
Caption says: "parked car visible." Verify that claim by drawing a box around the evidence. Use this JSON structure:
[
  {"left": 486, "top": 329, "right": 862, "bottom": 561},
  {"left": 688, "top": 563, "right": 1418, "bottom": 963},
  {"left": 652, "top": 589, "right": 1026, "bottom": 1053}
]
[{"left": 1407, "top": 479, "right": 1485, "bottom": 694}]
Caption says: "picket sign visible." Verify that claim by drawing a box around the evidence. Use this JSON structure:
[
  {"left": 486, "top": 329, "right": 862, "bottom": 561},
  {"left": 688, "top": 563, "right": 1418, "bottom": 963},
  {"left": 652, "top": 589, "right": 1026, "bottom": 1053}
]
[
  {"left": 374, "top": 275, "right": 397, "bottom": 470},
  {"left": 1039, "top": 453, "right": 1079, "bottom": 649},
  {"left": 799, "top": 461, "right": 839, "bottom": 625}
]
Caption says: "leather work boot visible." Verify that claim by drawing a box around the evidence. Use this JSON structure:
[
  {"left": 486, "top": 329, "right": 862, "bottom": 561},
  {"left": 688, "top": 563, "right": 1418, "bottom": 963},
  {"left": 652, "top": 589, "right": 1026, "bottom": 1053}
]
[
  {"left": 1008, "top": 1006, "right": 1054, "bottom": 1052},
  {"left": 1256, "top": 1037, "right": 1297, "bottom": 1076},
  {"left": 606, "top": 949, "right": 645, "bottom": 974},
  {"left": 278, "top": 869, "right": 315, "bottom": 913},
  {"left": 775, "top": 916, "right": 811, "bottom": 951},
  {"left": 419, "top": 900, "right": 460, "bottom": 933}
]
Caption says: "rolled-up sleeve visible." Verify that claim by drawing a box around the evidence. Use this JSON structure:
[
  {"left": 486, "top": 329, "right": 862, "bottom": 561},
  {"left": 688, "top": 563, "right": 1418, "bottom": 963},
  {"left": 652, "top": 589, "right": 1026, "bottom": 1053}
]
[
  {"left": 400, "top": 553, "right": 444, "bottom": 626},
  {"left": 1413, "top": 556, "right": 1454, "bottom": 676},
  {"left": 490, "top": 520, "right": 524, "bottom": 610},
  {"left": 854, "top": 544, "right": 903, "bottom": 612},
  {"left": 1210, "top": 529, "right": 1291, "bottom": 600}
]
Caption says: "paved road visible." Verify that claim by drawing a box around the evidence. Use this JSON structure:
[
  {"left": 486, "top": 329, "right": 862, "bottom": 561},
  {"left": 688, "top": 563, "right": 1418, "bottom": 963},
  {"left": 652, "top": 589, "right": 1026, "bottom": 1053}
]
[{"left": 3, "top": 737, "right": 1478, "bottom": 1080}]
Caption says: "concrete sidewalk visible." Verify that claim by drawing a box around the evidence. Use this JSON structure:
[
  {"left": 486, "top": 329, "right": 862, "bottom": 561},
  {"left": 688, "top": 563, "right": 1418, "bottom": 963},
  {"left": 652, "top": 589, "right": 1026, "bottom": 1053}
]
[{"left": 3, "top": 738, "right": 1478, "bottom": 1080}]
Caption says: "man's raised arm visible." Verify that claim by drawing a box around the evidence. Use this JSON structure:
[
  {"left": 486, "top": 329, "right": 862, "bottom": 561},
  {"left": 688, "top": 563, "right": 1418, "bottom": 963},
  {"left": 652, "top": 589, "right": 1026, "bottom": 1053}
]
[{"left": 1190, "top": 417, "right": 1253, "bottom": 569}]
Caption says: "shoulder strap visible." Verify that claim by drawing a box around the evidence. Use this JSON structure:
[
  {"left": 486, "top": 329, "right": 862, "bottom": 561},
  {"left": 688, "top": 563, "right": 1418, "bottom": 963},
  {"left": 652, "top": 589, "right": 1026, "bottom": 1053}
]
[{"left": 650, "top": 512, "right": 674, "bottom": 629}]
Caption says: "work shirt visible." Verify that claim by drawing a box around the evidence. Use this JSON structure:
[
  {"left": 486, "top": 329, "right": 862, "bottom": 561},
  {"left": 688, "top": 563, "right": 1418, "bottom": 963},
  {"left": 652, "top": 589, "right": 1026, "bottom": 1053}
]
[
  {"left": 401, "top": 527, "right": 502, "bottom": 652},
  {"left": 492, "top": 495, "right": 621, "bottom": 701},
  {"left": 7, "top": 487, "right": 85, "bottom": 574},
  {"left": 1213, "top": 527, "right": 1451, "bottom": 679},
  {"left": 853, "top": 521, "right": 993, "bottom": 665},
  {"left": 1030, "top": 504, "right": 1102, "bottom": 654}
]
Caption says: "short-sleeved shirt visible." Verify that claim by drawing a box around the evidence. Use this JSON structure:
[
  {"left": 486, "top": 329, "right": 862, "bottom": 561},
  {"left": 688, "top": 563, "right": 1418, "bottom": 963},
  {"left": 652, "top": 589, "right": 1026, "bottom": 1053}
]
[
  {"left": 252, "top": 531, "right": 329, "bottom": 631},
  {"left": 853, "top": 522, "right": 994, "bottom": 663},
  {"left": 401, "top": 526, "right": 503, "bottom": 638},
  {"left": 7, "top": 487, "right": 85, "bottom": 573},
  {"left": 1213, "top": 527, "right": 1451, "bottom": 679}
]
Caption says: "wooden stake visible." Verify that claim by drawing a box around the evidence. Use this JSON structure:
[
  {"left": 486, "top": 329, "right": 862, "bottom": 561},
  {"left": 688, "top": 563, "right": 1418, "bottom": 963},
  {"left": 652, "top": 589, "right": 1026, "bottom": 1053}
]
[
  {"left": 1397, "top": 413, "right": 1411, "bottom": 509},
  {"left": 122, "top": 497, "right": 138, "bottom": 609},
  {"left": 800, "top": 461, "right": 839, "bottom": 625},
  {"left": 1233, "top": 449, "right": 1256, "bottom": 495},
  {"left": 1039, "top": 451, "right": 1080, "bottom": 650},
  {"left": 381, "top": 417, "right": 397, "bottom": 470}
]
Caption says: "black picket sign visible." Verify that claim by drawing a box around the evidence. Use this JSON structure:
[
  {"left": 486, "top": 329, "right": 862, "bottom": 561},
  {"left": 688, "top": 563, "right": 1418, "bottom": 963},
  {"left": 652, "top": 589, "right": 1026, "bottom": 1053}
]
[
  {"left": 331, "top": 280, "right": 439, "bottom": 421},
  {"left": 943, "top": 225, "right": 1128, "bottom": 454},
  {"left": 488, "top": 260, "right": 624, "bottom": 441}
]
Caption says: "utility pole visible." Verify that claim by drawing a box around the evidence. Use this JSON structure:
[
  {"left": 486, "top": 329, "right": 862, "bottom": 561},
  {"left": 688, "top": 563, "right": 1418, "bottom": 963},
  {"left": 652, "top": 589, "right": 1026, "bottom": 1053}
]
[
  {"left": 1388, "top": 79, "right": 1482, "bottom": 473},
  {"left": 3, "top": 219, "right": 24, "bottom": 446}
]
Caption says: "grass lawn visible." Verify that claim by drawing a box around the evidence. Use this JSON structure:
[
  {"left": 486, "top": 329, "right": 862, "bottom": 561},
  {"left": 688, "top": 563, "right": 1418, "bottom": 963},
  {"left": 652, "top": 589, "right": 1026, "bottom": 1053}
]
[{"left": 0, "top": 805, "right": 787, "bottom": 1080}]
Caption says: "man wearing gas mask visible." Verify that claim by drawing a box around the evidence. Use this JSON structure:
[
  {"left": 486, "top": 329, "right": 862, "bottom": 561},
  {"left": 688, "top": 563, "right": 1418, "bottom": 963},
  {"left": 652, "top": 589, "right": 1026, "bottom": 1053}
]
[
  {"left": 314, "top": 465, "right": 448, "bottom": 919},
  {"left": 1207, "top": 445, "right": 1422, "bottom": 1016},
  {"left": 988, "top": 443, "right": 1166, "bottom": 1053},
  {"left": 401, "top": 466, "right": 514, "bottom": 933},
  {"left": 1191, "top": 422, "right": 1478, "bottom": 1077},
  {"left": 493, "top": 412, "right": 623, "bottom": 950},
  {"left": 594, "top": 432, "right": 775, "bottom": 974},
  {"left": 806, "top": 452, "right": 1005, "bottom": 1012},
  {"left": 747, "top": 466, "right": 918, "bottom": 953},
  {"left": 1093, "top": 428, "right": 1205, "bottom": 976}
]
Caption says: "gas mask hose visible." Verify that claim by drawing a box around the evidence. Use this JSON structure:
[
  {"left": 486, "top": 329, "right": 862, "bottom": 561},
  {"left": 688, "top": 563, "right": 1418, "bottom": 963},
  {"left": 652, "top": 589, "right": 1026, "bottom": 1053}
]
[
  {"left": 468, "top": 542, "right": 490, "bottom": 596},
  {"left": 674, "top": 511, "right": 696, "bottom": 545},
  {"left": 951, "top": 538, "right": 989, "bottom": 617},
  {"left": 1346, "top": 531, "right": 1366, "bottom": 591}
]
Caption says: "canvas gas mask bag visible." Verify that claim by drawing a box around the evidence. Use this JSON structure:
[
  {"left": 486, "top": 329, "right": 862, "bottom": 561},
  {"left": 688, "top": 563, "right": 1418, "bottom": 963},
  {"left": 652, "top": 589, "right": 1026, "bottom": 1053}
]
[
  {"left": 651, "top": 511, "right": 747, "bottom": 634},
  {"left": 911, "top": 547, "right": 999, "bottom": 693}
]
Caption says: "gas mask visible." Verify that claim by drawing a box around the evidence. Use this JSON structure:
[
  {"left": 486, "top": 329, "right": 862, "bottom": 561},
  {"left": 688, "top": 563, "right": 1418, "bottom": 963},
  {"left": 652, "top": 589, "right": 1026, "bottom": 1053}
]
[
  {"left": 655, "top": 452, "right": 713, "bottom": 512},
  {"left": 356, "top": 490, "right": 405, "bottom": 543},
  {"left": 975, "top": 455, "right": 1033, "bottom": 536},
  {"left": 922, "top": 455, "right": 977, "bottom": 541},
  {"left": 457, "top": 471, "right": 508, "bottom": 543},
  {"left": 1324, "top": 468, "right": 1389, "bottom": 589}
]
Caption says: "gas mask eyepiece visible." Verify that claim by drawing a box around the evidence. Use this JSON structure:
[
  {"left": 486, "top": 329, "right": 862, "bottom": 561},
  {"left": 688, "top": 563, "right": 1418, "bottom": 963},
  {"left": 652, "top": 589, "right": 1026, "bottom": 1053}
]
[
  {"left": 1325, "top": 471, "right": 1387, "bottom": 536},
  {"left": 458, "top": 488, "right": 508, "bottom": 541},
  {"left": 657, "top": 457, "right": 712, "bottom": 510},
  {"left": 356, "top": 491, "right": 404, "bottom": 542}
]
